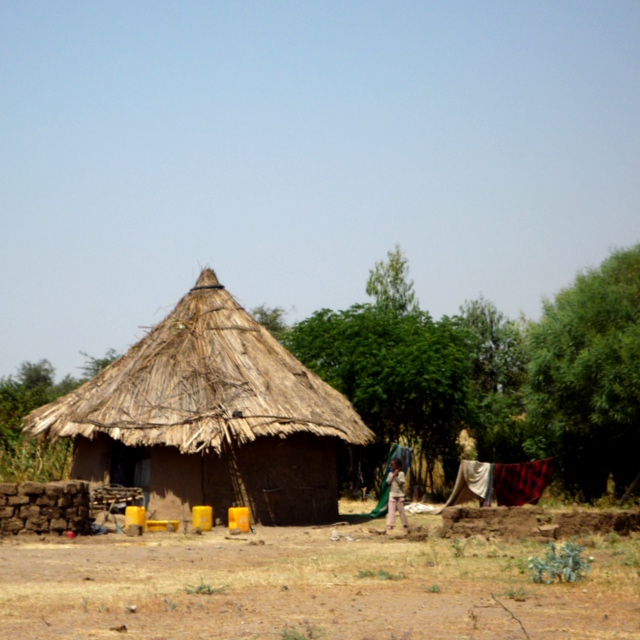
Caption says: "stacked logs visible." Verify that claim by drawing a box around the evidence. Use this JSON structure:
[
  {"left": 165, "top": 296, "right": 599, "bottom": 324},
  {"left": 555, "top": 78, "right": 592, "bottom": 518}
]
[{"left": 0, "top": 481, "right": 90, "bottom": 535}]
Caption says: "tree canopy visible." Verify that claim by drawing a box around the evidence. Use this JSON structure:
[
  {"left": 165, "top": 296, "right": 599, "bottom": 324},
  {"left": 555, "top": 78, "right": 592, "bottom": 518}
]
[
  {"left": 525, "top": 244, "right": 640, "bottom": 499},
  {"left": 284, "top": 303, "right": 471, "bottom": 491},
  {"left": 366, "top": 244, "right": 418, "bottom": 315},
  {"left": 460, "top": 297, "right": 531, "bottom": 462},
  {"left": 0, "top": 360, "right": 75, "bottom": 446},
  {"left": 79, "top": 348, "right": 121, "bottom": 379},
  {"left": 0, "top": 351, "right": 120, "bottom": 481},
  {"left": 250, "top": 305, "right": 289, "bottom": 341}
]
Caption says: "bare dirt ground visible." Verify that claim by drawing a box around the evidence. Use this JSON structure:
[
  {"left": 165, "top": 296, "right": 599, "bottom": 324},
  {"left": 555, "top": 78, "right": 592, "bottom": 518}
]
[{"left": 1, "top": 501, "right": 640, "bottom": 640}]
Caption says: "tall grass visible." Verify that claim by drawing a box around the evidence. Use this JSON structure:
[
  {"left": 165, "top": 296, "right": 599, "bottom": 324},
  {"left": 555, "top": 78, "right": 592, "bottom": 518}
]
[{"left": 0, "top": 436, "right": 73, "bottom": 482}]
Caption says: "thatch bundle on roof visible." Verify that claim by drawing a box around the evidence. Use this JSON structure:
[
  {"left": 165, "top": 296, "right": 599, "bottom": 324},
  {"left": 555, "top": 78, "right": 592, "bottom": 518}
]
[{"left": 23, "top": 269, "right": 373, "bottom": 525}]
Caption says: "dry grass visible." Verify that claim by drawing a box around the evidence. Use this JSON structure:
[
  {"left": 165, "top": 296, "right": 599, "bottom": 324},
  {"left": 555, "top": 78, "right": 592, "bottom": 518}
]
[
  {"left": 3, "top": 513, "right": 639, "bottom": 603},
  {"left": 2, "top": 510, "right": 640, "bottom": 639}
]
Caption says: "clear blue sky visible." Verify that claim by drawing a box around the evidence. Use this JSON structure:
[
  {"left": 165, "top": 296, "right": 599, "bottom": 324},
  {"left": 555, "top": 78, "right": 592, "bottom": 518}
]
[{"left": 1, "top": 1, "right": 639, "bottom": 380}]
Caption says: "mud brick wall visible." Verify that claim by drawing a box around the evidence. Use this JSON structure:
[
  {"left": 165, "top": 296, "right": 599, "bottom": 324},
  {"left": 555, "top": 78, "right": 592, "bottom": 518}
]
[
  {"left": 0, "top": 481, "right": 90, "bottom": 535},
  {"left": 440, "top": 506, "right": 542, "bottom": 539},
  {"left": 440, "top": 506, "right": 640, "bottom": 540}
]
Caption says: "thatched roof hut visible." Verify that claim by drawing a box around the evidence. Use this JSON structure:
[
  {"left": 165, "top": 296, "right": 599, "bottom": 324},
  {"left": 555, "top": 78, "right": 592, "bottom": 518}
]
[{"left": 24, "top": 269, "right": 373, "bottom": 525}]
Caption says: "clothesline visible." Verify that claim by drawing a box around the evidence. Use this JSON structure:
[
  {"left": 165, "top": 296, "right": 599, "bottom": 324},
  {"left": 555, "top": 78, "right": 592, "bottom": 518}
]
[{"left": 435, "top": 458, "right": 553, "bottom": 513}]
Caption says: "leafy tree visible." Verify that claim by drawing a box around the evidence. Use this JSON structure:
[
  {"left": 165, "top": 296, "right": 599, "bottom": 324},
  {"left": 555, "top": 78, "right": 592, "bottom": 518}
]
[
  {"left": 525, "top": 244, "right": 640, "bottom": 499},
  {"left": 0, "top": 360, "right": 61, "bottom": 443},
  {"left": 0, "top": 351, "right": 116, "bottom": 481},
  {"left": 460, "top": 297, "right": 529, "bottom": 394},
  {"left": 284, "top": 304, "right": 471, "bottom": 493},
  {"left": 285, "top": 247, "right": 472, "bottom": 494},
  {"left": 366, "top": 244, "right": 418, "bottom": 315},
  {"left": 251, "top": 305, "right": 288, "bottom": 341},
  {"left": 459, "top": 297, "right": 531, "bottom": 462},
  {"left": 16, "top": 359, "right": 55, "bottom": 390},
  {"left": 79, "top": 348, "right": 121, "bottom": 379},
  {"left": 0, "top": 359, "right": 82, "bottom": 481}
]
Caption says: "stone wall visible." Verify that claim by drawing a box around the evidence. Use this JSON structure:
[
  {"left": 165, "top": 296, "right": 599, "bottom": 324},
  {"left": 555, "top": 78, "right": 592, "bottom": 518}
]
[
  {"left": 0, "top": 481, "right": 90, "bottom": 535},
  {"left": 440, "top": 505, "right": 640, "bottom": 540}
]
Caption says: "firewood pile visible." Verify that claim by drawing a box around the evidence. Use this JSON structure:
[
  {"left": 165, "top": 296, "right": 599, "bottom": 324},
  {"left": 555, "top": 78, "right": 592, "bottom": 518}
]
[{"left": 90, "top": 484, "right": 144, "bottom": 524}]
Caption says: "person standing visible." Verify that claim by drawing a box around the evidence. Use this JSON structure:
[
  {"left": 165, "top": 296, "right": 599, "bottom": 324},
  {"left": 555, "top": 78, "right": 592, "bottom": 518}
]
[{"left": 386, "top": 458, "right": 409, "bottom": 532}]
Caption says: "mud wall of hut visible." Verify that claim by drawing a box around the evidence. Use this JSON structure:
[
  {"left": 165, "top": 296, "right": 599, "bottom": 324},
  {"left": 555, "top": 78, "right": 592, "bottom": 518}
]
[
  {"left": 207, "top": 433, "right": 340, "bottom": 526},
  {"left": 146, "top": 433, "right": 340, "bottom": 525},
  {"left": 147, "top": 446, "right": 204, "bottom": 521},
  {"left": 70, "top": 432, "right": 340, "bottom": 526},
  {"left": 71, "top": 434, "right": 112, "bottom": 483},
  {"left": 0, "top": 481, "right": 90, "bottom": 535}
]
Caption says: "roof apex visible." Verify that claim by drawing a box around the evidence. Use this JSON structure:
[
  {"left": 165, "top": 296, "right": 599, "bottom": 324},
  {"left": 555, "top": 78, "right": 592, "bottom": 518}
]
[{"left": 192, "top": 268, "right": 223, "bottom": 290}]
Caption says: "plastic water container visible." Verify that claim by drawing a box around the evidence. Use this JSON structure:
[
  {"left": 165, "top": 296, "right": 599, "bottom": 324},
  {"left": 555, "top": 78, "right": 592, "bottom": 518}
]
[
  {"left": 125, "top": 505, "right": 146, "bottom": 531},
  {"left": 228, "top": 506, "right": 250, "bottom": 532},
  {"left": 192, "top": 505, "right": 213, "bottom": 531},
  {"left": 147, "top": 520, "right": 180, "bottom": 532}
]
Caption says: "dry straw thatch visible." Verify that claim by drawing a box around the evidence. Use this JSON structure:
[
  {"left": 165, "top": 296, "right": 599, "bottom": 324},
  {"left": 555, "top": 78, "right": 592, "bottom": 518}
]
[{"left": 23, "top": 269, "right": 374, "bottom": 453}]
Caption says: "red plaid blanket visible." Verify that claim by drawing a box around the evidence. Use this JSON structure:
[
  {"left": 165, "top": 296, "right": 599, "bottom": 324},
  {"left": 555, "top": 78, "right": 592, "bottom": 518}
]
[{"left": 492, "top": 458, "right": 553, "bottom": 506}]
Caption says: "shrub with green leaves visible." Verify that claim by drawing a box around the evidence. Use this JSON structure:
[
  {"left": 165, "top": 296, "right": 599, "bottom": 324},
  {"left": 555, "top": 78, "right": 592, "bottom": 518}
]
[
  {"left": 451, "top": 538, "right": 465, "bottom": 558},
  {"left": 281, "top": 625, "right": 320, "bottom": 640},
  {"left": 185, "top": 579, "right": 227, "bottom": 595},
  {"left": 357, "top": 568, "right": 404, "bottom": 581},
  {"left": 528, "top": 541, "right": 591, "bottom": 584}
]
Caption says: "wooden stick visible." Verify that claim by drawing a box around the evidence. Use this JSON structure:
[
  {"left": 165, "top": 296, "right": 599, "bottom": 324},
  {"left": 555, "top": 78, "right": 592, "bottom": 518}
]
[
  {"left": 492, "top": 594, "right": 530, "bottom": 640},
  {"left": 619, "top": 468, "right": 640, "bottom": 505}
]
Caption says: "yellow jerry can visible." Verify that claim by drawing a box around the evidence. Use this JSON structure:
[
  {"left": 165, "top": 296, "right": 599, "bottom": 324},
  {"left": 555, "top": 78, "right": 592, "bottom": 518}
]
[
  {"left": 124, "top": 505, "right": 146, "bottom": 531},
  {"left": 192, "top": 505, "right": 213, "bottom": 531},
  {"left": 228, "top": 506, "right": 250, "bottom": 533}
]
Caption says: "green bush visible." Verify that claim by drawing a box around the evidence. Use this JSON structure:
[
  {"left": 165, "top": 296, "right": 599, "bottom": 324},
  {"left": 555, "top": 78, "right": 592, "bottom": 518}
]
[
  {"left": 185, "top": 579, "right": 227, "bottom": 595},
  {"left": 0, "top": 435, "right": 73, "bottom": 482},
  {"left": 356, "top": 568, "right": 404, "bottom": 581},
  {"left": 528, "top": 541, "right": 591, "bottom": 584}
]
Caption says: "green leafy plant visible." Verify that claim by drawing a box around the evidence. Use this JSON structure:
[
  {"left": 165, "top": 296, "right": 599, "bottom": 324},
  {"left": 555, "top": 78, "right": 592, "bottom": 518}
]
[
  {"left": 356, "top": 568, "right": 404, "bottom": 581},
  {"left": 0, "top": 435, "right": 73, "bottom": 483},
  {"left": 501, "top": 556, "right": 528, "bottom": 575},
  {"left": 451, "top": 538, "right": 465, "bottom": 558},
  {"left": 525, "top": 244, "right": 640, "bottom": 500},
  {"left": 623, "top": 547, "right": 640, "bottom": 567},
  {"left": 281, "top": 624, "right": 320, "bottom": 640},
  {"left": 528, "top": 541, "right": 591, "bottom": 584},
  {"left": 163, "top": 598, "right": 178, "bottom": 611},
  {"left": 607, "top": 532, "right": 620, "bottom": 546},
  {"left": 357, "top": 569, "right": 375, "bottom": 578},
  {"left": 503, "top": 586, "right": 526, "bottom": 600},
  {"left": 425, "top": 584, "right": 441, "bottom": 593},
  {"left": 426, "top": 541, "right": 440, "bottom": 566},
  {"left": 0, "top": 356, "right": 110, "bottom": 483},
  {"left": 284, "top": 254, "right": 473, "bottom": 495},
  {"left": 377, "top": 569, "right": 404, "bottom": 581},
  {"left": 185, "top": 578, "right": 227, "bottom": 595}
]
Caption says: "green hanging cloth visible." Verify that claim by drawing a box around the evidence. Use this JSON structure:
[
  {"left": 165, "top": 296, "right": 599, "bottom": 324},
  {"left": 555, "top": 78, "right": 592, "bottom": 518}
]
[{"left": 358, "top": 443, "right": 412, "bottom": 519}]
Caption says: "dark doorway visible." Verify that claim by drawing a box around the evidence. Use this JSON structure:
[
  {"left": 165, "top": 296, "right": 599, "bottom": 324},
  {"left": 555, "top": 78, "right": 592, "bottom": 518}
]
[{"left": 110, "top": 441, "right": 150, "bottom": 489}]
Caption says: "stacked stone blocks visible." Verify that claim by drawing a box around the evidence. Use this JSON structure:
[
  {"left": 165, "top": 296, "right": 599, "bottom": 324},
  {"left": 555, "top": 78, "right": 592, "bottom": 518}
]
[{"left": 0, "top": 481, "right": 90, "bottom": 535}]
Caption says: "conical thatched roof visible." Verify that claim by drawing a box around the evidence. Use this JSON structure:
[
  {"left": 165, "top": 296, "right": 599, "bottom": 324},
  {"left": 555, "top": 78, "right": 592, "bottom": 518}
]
[{"left": 23, "top": 269, "right": 374, "bottom": 453}]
